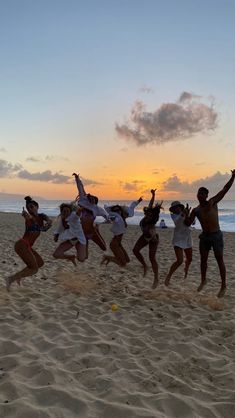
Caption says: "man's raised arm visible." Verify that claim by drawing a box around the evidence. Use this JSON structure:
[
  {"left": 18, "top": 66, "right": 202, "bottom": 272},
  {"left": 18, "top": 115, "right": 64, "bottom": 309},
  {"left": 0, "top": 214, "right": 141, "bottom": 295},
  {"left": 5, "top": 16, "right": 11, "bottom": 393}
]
[{"left": 210, "top": 170, "right": 235, "bottom": 205}]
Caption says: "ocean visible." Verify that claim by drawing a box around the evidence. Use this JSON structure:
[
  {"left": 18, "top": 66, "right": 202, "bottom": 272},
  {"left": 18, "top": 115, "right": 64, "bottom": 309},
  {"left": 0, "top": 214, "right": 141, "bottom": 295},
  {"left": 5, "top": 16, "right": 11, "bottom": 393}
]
[{"left": 1, "top": 197, "right": 235, "bottom": 232}]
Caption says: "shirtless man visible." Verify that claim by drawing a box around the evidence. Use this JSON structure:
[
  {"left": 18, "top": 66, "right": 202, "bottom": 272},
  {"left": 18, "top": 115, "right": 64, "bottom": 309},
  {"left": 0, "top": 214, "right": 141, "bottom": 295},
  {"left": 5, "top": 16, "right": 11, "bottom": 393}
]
[{"left": 185, "top": 170, "right": 235, "bottom": 298}]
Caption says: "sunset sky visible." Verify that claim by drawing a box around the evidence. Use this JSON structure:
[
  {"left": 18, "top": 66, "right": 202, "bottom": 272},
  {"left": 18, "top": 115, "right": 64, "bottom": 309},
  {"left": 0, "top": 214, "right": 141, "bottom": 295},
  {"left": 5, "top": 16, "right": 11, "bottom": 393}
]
[{"left": 0, "top": 0, "right": 235, "bottom": 200}]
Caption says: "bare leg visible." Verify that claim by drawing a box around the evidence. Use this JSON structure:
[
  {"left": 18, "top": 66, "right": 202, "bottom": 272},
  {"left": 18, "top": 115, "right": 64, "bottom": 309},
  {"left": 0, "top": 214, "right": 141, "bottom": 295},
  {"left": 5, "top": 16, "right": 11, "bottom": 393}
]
[
  {"left": 108, "top": 235, "right": 128, "bottom": 266},
  {"left": 165, "top": 247, "right": 183, "bottom": 286},
  {"left": 198, "top": 249, "right": 209, "bottom": 292},
  {"left": 53, "top": 241, "right": 76, "bottom": 265},
  {"left": 6, "top": 240, "right": 39, "bottom": 290},
  {"left": 75, "top": 242, "right": 87, "bottom": 262},
  {"left": 214, "top": 250, "right": 226, "bottom": 298},
  {"left": 133, "top": 235, "right": 148, "bottom": 276},
  {"left": 183, "top": 247, "right": 192, "bottom": 279},
  {"left": 85, "top": 240, "right": 89, "bottom": 260},
  {"left": 91, "top": 226, "right": 107, "bottom": 251},
  {"left": 31, "top": 248, "right": 44, "bottom": 268},
  {"left": 121, "top": 244, "right": 130, "bottom": 264},
  {"left": 149, "top": 237, "right": 159, "bottom": 289}
]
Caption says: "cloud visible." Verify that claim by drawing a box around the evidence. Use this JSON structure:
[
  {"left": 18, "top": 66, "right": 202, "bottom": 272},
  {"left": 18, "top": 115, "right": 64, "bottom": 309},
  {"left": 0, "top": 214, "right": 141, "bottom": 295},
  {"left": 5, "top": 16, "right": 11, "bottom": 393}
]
[
  {"left": 115, "top": 92, "right": 217, "bottom": 146},
  {"left": 0, "top": 159, "right": 22, "bottom": 177},
  {"left": 152, "top": 168, "right": 165, "bottom": 175},
  {"left": 162, "top": 171, "right": 232, "bottom": 196},
  {"left": 120, "top": 180, "right": 145, "bottom": 192},
  {"left": 138, "top": 85, "right": 154, "bottom": 94},
  {"left": 195, "top": 162, "right": 205, "bottom": 166},
  {"left": 17, "top": 169, "right": 71, "bottom": 184},
  {"left": 178, "top": 92, "right": 201, "bottom": 103},
  {"left": 26, "top": 156, "right": 41, "bottom": 162},
  {"left": 45, "top": 155, "right": 69, "bottom": 162},
  {"left": 81, "top": 177, "right": 103, "bottom": 187},
  {"left": 0, "top": 148, "right": 6, "bottom": 152}
]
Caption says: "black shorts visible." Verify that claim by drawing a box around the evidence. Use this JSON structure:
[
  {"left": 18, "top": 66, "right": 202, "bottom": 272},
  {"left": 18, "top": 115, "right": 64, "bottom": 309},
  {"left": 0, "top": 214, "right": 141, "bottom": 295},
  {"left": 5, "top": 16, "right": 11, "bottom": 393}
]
[{"left": 199, "top": 230, "right": 224, "bottom": 253}]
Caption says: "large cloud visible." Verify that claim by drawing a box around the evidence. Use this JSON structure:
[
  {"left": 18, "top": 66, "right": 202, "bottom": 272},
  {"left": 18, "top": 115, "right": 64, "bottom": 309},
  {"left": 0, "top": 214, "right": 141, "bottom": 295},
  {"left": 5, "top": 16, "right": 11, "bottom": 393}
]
[
  {"left": 115, "top": 92, "right": 217, "bottom": 146},
  {"left": 17, "top": 170, "right": 71, "bottom": 184},
  {"left": 0, "top": 158, "right": 102, "bottom": 186},
  {"left": 0, "top": 159, "right": 22, "bottom": 177},
  {"left": 162, "top": 172, "right": 232, "bottom": 196}
]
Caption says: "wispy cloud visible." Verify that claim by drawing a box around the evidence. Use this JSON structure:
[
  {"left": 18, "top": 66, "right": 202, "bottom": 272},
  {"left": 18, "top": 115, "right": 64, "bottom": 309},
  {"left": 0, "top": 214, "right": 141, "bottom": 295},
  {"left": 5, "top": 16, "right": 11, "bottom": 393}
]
[
  {"left": 120, "top": 180, "right": 145, "bottom": 192},
  {"left": 81, "top": 177, "right": 103, "bottom": 187},
  {"left": 0, "top": 148, "right": 6, "bottom": 153},
  {"left": 138, "top": 85, "right": 154, "bottom": 94},
  {"left": 152, "top": 168, "right": 165, "bottom": 175},
  {"left": 195, "top": 162, "right": 205, "bottom": 166},
  {"left": 116, "top": 92, "right": 217, "bottom": 146},
  {"left": 26, "top": 156, "right": 41, "bottom": 162},
  {"left": 45, "top": 155, "right": 69, "bottom": 162}
]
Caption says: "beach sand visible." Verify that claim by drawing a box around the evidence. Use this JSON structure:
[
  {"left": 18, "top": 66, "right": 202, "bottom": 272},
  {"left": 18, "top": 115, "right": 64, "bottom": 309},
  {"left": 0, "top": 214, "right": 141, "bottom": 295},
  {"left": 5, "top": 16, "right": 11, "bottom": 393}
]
[{"left": 0, "top": 213, "right": 235, "bottom": 418}]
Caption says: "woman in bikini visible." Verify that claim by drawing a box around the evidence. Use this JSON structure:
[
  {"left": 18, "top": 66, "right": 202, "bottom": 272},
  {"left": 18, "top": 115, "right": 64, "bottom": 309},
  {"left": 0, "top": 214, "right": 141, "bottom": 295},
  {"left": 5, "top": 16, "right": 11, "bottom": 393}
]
[
  {"left": 133, "top": 189, "right": 162, "bottom": 289},
  {"left": 6, "top": 196, "right": 52, "bottom": 291},
  {"left": 53, "top": 203, "right": 86, "bottom": 264},
  {"left": 72, "top": 172, "right": 108, "bottom": 258}
]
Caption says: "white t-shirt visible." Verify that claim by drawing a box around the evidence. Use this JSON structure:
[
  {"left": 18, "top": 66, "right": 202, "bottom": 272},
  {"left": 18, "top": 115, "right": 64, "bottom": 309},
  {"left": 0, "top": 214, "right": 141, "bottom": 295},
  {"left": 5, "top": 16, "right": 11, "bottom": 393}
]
[
  {"left": 171, "top": 213, "right": 192, "bottom": 249},
  {"left": 54, "top": 212, "right": 86, "bottom": 245}
]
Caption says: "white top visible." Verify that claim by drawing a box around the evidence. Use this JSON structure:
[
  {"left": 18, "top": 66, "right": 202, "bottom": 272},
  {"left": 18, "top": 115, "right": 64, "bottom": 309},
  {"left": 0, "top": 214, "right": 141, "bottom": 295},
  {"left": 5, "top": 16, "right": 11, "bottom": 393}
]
[
  {"left": 123, "top": 200, "right": 141, "bottom": 217},
  {"left": 104, "top": 206, "right": 126, "bottom": 236},
  {"left": 54, "top": 212, "right": 86, "bottom": 245},
  {"left": 104, "top": 200, "right": 140, "bottom": 236},
  {"left": 75, "top": 177, "right": 108, "bottom": 220},
  {"left": 171, "top": 213, "right": 192, "bottom": 249}
]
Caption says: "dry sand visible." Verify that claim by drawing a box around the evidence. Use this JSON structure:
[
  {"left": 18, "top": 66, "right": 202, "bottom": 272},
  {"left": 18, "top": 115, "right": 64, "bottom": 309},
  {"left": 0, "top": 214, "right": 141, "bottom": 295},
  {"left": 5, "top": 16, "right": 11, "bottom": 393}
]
[{"left": 0, "top": 213, "right": 235, "bottom": 418}]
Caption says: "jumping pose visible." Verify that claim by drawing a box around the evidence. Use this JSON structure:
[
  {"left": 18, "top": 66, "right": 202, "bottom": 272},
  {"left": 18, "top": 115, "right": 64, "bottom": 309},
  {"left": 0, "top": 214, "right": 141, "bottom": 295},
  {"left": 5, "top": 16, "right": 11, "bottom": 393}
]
[
  {"left": 6, "top": 196, "right": 52, "bottom": 291},
  {"left": 101, "top": 205, "right": 129, "bottom": 266},
  {"left": 102, "top": 197, "right": 142, "bottom": 266},
  {"left": 133, "top": 189, "right": 162, "bottom": 289},
  {"left": 53, "top": 203, "right": 86, "bottom": 264},
  {"left": 73, "top": 173, "right": 107, "bottom": 258},
  {"left": 185, "top": 169, "right": 235, "bottom": 298},
  {"left": 165, "top": 201, "right": 192, "bottom": 286}
]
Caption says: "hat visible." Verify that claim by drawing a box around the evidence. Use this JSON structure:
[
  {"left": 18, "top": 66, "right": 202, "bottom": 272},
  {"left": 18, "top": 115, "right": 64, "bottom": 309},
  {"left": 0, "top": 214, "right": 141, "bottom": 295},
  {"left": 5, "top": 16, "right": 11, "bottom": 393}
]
[{"left": 169, "top": 201, "right": 184, "bottom": 212}]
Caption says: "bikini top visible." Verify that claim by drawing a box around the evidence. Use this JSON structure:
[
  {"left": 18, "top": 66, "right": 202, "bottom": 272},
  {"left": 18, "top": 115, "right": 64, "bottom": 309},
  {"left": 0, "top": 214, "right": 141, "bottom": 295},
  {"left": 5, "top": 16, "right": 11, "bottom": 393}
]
[
  {"left": 140, "top": 207, "right": 160, "bottom": 231},
  {"left": 80, "top": 208, "right": 95, "bottom": 221},
  {"left": 25, "top": 214, "right": 45, "bottom": 232}
]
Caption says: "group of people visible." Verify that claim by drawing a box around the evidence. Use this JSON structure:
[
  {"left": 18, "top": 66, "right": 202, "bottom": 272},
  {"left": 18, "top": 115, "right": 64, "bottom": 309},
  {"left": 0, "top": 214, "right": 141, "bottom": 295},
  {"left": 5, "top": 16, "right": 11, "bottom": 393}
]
[{"left": 5, "top": 169, "right": 235, "bottom": 298}]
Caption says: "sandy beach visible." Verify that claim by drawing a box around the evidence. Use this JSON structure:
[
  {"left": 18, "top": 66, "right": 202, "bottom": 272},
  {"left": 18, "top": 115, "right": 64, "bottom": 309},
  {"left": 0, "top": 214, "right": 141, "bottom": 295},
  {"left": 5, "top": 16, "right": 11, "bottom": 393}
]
[{"left": 0, "top": 212, "right": 235, "bottom": 418}]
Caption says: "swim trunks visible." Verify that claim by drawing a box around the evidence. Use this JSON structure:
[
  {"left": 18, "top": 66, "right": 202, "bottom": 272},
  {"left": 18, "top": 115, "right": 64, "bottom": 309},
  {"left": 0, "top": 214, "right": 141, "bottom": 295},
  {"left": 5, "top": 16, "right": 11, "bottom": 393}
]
[{"left": 199, "top": 230, "right": 224, "bottom": 252}]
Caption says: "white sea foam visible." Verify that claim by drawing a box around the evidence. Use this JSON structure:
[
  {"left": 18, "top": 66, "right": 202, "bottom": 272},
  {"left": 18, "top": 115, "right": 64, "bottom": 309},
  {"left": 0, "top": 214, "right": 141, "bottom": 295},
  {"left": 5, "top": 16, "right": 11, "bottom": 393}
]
[{"left": 1, "top": 197, "right": 235, "bottom": 231}]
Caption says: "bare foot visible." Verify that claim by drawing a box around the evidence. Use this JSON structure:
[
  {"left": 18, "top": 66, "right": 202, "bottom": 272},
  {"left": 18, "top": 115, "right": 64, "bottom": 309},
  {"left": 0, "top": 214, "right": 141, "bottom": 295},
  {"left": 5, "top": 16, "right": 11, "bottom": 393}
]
[
  {"left": 184, "top": 268, "right": 188, "bottom": 280},
  {"left": 217, "top": 286, "right": 226, "bottom": 298},
  {"left": 67, "top": 256, "right": 77, "bottom": 266},
  {"left": 152, "top": 278, "right": 159, "bottom": 289},
  {"left": 197, "top": 280, "right": 207, "bottom": 292},
  {"left": 100, "top": 255, "right": 109, "bottom": 266}
]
